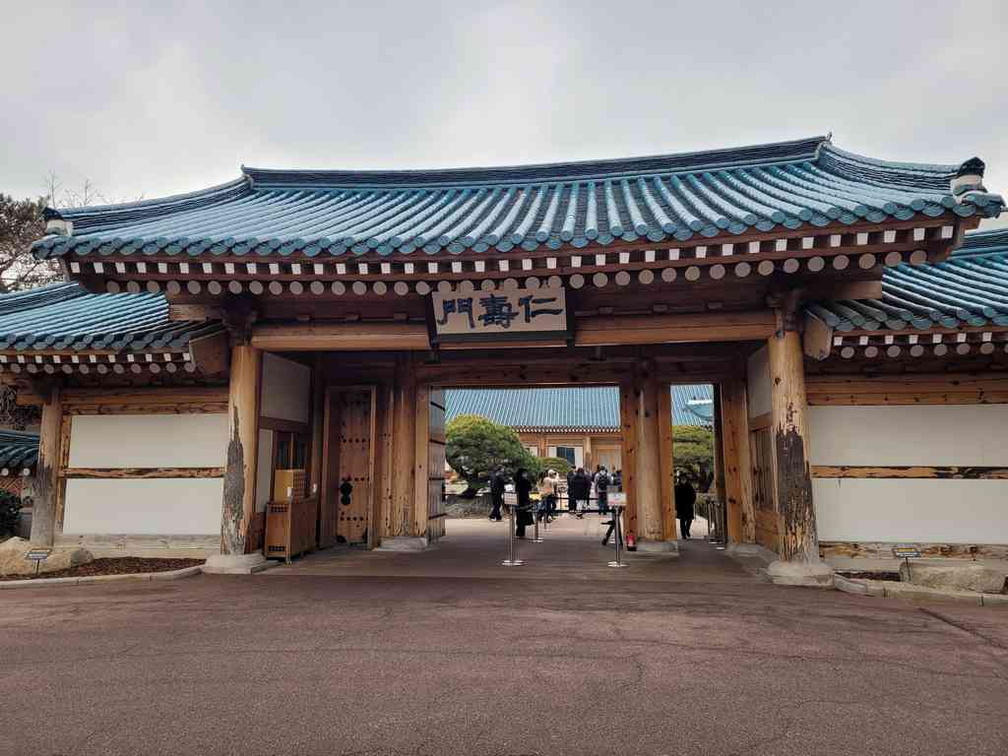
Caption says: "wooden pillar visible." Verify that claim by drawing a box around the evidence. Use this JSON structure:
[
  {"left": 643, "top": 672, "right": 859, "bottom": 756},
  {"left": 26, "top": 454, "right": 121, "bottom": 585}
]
[
  {"left": 389, "top": 356, "right": 417, "bottom": 538},
  {"left": 220, "top": 344, "right": 261, "bottom": 555},
  {"left": 618, "top": 377, "right": 639, "bottom": 536},
  {"left": 767, "top": 329, "right": 818, "bottom": 562},
  {"left": 412, "top": 382, "right": 431, "bottom": 538},
  {"left": 583, "top": 435, "right": 592, "bottom": 471},
  {"left": 622, "top": 363, "right": 665, "bottom": 544},
  {"left": 712, "top": 385, "right": 726, "bottom": 506},
  {"left": 720, "top": 375, "right": 755, "bottom": 544},
  {"left": 308, "top": 354, "right": 325, "bottom": 499},
  {"left": 657, "top": 382, "right": 677, "bottom": 541},
  {"left": 29, "top": 383, "right": 62, "bottom": 548}
]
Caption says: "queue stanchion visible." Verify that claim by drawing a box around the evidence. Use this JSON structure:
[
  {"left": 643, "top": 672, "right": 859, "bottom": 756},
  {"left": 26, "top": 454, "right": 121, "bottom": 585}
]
[
  {"left": 607, "top": 501, "right": 628, "bottom": 568},
  {"left": 502, "top": 496, "right": 523, "bottom": 567},
  {"left": 531, "top": 496, "right": 543, "bottom": 543}
]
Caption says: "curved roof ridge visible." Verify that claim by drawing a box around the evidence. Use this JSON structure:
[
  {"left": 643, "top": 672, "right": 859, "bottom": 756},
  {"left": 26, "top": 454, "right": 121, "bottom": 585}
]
[
  {"left": 45, "top": 177, "right": 252, "bottom": 229},
  {"left": 242, "top": 136, "right": 827, "bottom": 190}
]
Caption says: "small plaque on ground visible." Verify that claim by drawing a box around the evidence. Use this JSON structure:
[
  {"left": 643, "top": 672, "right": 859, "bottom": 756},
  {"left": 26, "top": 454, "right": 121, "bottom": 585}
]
[
  {"left": 892, "top": 546, "right": 921, "bottom": 559},
  {"left": 24, "top": 549, "right": 50, "bottom": 561}
]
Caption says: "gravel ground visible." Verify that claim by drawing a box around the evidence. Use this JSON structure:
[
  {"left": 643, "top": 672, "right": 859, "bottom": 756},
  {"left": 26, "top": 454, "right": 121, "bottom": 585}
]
[{"left": 0, "top": 518, "right": 1005, "bottom": 756}]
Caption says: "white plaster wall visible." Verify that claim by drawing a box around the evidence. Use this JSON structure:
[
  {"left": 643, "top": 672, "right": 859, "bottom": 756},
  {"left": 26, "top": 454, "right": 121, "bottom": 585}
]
[
  {"left": 68, "top": 414, "right": 227, "bottom": 468},
  {"left": 746, "top": 346, "right": 772, "bottom": 419},
  {"left": 63, "top": 478, "right": 223, "bottom": 535},
  {"left": 809, "top": 405, "right": 1008, "bottom": 466},
  {"left": 260, "top": 353, "right": 311, "bottom": 424},
  {"left": 255, "top": 429, "right": 274, "bottom": 512},
  {"left": 814, "top": 478, "right": 1008, "bottom": 543}
]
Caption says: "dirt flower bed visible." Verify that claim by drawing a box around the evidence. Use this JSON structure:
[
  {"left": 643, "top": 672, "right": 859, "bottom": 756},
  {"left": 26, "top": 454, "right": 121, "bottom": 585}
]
[{"left": 0, "top": 557, "right": 204, "bottom": 581}]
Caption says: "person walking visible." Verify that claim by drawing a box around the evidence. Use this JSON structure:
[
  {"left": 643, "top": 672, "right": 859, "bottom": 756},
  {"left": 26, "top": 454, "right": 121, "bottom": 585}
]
[
  {"left": 570, "top": 467, "right": 591, "bottom": 518},
  {"left": 515, "top": 468, "right": 534, "bottom": 538},
  {"left": 674, "top": 471, "right": 697, "bottom": 539},
  {"left": 538, "top": 469, "right": 559, "bottom": 523},
  {"left": 566, "top": 468, "right": 576, "bottom": 513},
  {"left": 489, "top": 466, "right": 505, "bottom": 522},
  {"left": 594, "top": 465, "right": 610, "bottom": 516}
]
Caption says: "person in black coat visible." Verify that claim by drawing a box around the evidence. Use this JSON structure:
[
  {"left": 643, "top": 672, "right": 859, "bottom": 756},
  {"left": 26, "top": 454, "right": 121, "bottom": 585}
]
[
  {"left": 514, "top": 468, "right": 534, "bottom": 538},
  {"left": 674, "top": 471, "right": 697, "bottom": 539},
  {"left": 569, "top": 467, "right": 591, "bottom": 518},
  {"left": 489, "top": 467, "right": 505, "bottom": 521}
]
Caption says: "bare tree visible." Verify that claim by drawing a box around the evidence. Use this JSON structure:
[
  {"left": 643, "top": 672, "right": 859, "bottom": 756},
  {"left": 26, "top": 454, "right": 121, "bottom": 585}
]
[{"left": 0, "top": 174, "right": 115, "bottom": 293}]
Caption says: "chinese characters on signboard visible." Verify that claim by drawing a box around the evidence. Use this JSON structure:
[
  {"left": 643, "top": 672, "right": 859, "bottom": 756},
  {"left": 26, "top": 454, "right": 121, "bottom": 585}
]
[{"left": 431, "top": 287, "right": 567, "bottom": 340}]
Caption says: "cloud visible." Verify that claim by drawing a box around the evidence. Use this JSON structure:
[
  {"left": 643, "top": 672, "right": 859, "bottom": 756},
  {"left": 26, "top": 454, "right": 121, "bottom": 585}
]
[{"left": 1, "top": 0, "right": 1006, "bottom": 206}]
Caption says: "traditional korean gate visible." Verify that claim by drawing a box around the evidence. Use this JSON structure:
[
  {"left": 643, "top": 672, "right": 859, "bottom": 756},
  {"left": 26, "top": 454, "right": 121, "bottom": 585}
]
[{"left": 321, "top": 386, "right": 376, "bottom": 546}]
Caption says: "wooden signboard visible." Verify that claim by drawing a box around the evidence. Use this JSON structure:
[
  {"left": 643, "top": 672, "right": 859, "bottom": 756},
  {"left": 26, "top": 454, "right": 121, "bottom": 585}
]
[{"left": 431, "top": 287, "right": 568, "bottom": 344}]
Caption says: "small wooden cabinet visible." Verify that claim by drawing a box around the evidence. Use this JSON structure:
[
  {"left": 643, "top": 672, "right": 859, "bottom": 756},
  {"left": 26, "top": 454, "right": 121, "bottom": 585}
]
[{"left": 264, "top": 469, "right": 316, "bottom": 561}]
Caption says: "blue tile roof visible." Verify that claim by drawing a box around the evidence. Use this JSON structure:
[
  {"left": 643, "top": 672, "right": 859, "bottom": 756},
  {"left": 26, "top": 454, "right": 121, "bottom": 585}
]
[
  {"left": 810, "top": 228, "right": 1008, "bottom": 331},
  {"left": 33, "top": 137, "right": 1002, "bottom": 261},
  {"left": 0, "top": 430, "right": 38, "bottom": 474},
  {"left": 0, "top": 282, "right": 224, "bottom": 354},
  {"left": 444, "top": 385, "right": 714, "bottom": 431}
]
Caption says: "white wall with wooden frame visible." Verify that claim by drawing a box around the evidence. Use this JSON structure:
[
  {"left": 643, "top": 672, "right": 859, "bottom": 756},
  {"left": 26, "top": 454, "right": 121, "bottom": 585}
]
[
  {"left": 55, "top": 386, "right": 229, "bottom": 557},
  {"left": 808, "top": 391, "right": 1008, "bottom": 554}
]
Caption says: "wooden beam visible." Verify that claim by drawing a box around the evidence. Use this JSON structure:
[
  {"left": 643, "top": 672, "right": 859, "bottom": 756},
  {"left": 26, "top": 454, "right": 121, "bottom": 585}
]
[
  {"left": 168, "top": 303, "right": 224, "bottom": 322},
  {"left": 62, "top": 386, "right": 228, "bottom": 415},
  {"left": 720, "top": 375, "right": 755, "bottom": 544},
  {"left": 575, "top": 311, "right": 776, "bottom": 347},
  {"left": 250, "top": 322, "right": 430, "bottom": 351},
  {"left": 64, "top": 467, "right": 225, "bottom": 479},
  {"left": 802, "top": 313, "right": 834, "bottom": 361},
  {"left": 801, "top": 279, "right": 883, "bottom": 301},
  {"left": 805, "top": 373, "right": 1008, "bottom": 406},
  {"left": 29, "top": 385, "right": 62, "bottom": 547},
  {"left": 812, "top": 465, "right": 1008, "bottom": 480},
  {"left": 221, "top": 344, "right": 261, "bottom": 556},
  {"left": 188, "top": 331, "right": 229, "bottom": 374},
  {"left": 767, "top": 329, "right": 818, "bottom": 562}
]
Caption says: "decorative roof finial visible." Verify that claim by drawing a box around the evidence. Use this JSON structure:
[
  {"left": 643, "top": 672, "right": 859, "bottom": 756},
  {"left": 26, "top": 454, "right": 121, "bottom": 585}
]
[{"left": 952, "top": 157, "right": 986, "bottom": 198}]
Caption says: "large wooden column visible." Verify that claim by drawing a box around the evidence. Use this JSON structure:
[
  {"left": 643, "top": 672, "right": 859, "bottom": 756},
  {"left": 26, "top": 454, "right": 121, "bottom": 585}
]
[
  {"left": 720, "top": 374, "right": 755, "bottom": 544},
  {"left": 29, "top": 383, "right": 62, "bottom": 548},
  {"left": 388, "top": 356, "right": 417, "bottom": 539},
  {"left": 220, "top": 344, "right": 261, "bottom": 555},
  {"left": 621, "top": 363, "right": 668, "bottom": 545},
  {"left": 656, "top": 382, "right": 677, "bottom": 541},
  {"left": 767, "top": 329, "right": 818, "bottom": 562},
  {"left": 411, "top": 382, "right": 431, "bottom": 538}
]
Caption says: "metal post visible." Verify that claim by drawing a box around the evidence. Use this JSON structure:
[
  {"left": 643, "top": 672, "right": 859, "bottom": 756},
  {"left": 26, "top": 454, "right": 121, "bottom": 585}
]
[
  {"left": 532, "top": 497, "right": 543, "bottom": 543},
  {"left": 502, "top": 502, "right": 523, "bottom": 566},
  {"left": 608, "top": 504, "right": 627, "bottom": 568}
]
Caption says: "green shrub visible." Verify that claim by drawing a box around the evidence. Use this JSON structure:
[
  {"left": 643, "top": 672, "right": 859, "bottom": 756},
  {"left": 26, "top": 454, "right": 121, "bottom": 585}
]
[{"left": 0, "top": 491, "right": 22, "bottom": 536}]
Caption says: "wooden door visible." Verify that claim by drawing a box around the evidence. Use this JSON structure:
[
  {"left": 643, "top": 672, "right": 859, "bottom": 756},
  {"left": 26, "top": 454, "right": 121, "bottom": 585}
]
[
  {"left": 750, "top": 426, "right": 780, "bottom": 552},
  {"left": 427, "top": 389, "right": 447, "bottom": 541},
  {"left": 321, "top": 387, "right": 376, "bottom": 546}
]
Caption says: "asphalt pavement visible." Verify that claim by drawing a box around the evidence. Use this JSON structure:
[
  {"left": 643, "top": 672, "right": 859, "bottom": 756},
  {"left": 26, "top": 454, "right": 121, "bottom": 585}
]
[{"left": 1, "top": 516, "right": 1005, "bottom": 756}]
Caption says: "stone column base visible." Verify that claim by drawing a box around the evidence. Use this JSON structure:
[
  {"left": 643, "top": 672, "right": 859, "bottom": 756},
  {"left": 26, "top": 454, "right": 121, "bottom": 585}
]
[
  {"left": 766, "top": 559, "right": 834, "bottom": 588},
  {"left": 636, "top": 540, "right": 680, "bottom": 556},
  {"left": 377, "top": 536, "right": 429, "bottom": 552},
  {"left": 203, "top": 553, "right": 270, "bottom": 574}
]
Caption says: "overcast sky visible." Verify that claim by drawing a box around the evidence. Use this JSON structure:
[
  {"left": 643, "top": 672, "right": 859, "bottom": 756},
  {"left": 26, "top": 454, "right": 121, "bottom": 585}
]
[{"left": 2, "top": 1, "right": 1006, "bottom": 227}]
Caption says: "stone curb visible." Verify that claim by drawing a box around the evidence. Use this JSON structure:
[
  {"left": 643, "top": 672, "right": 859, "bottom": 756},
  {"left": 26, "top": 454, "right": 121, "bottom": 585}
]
[
  {"left": 834, "top": 574, "right": 1008, "bottom": 606},
  {"left": 0, "top": 565, "right": 203, "bottom": 589}
]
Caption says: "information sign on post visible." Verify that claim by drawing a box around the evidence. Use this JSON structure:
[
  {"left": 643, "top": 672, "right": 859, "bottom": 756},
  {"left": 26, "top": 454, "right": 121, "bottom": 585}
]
[
  {"left": 24, "top": 549, "right": 50, "bottom": 577},
  {"left": 431, "top": 286, "right": 568, "bottom": 344}
]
